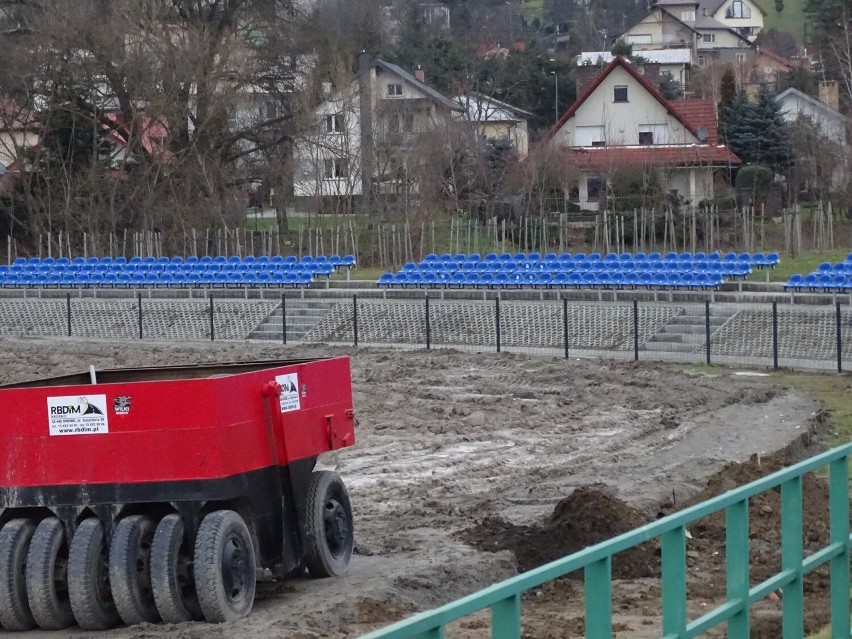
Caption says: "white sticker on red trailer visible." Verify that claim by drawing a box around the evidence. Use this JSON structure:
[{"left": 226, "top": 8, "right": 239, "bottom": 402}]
[
  {"left": 275, "top": 373, "right": 300, "bottom": 413},
  {"left": 46, "top": 395, "right": 109, "bottom": 436}
]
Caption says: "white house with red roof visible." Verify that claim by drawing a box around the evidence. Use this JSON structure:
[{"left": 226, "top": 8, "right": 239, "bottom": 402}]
[{"left": 549, "top": 57, "right": 740, "bottom": 211}]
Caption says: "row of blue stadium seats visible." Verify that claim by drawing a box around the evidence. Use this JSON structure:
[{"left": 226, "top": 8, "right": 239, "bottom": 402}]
[
  {"left": 784, "top": 273, "right": 852, "bottom": 292},
  {"left": 419, "top": 251, "right": 779, "bottom": 267},
  {"left": 815, "top": 262, "right": 852, "bottom": 274},
  {"left": 399, "top": 261, "right": 751, "bottom": 277},
  {"left": 1, "top": 262, "right": 336, "bottom": 275},
  {"left": 9, "top": 254, "right": 356, "bottom": 268},
  {"left": 0, "top": 271, "right": 318, "bottom": 288},
  {"left": 377, "top": 271, "right": 724, "bottom": 289}
]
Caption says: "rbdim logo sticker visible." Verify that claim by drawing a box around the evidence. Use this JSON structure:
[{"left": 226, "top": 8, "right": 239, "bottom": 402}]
[
  {"left": 275, "top": 373, "right": 300, "bottom": 413},
  {"left": 47, "top": 395, "right": 109, "bottom": 436}
]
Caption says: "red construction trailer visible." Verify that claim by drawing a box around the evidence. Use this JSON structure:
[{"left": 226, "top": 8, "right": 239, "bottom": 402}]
[{"left": 0, "top": 357, "right": 356, "bottom": 630}]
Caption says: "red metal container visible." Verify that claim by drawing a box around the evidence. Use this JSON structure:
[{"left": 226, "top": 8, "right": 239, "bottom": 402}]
[{"left": 0, "top": 358, "right": 356, "bottom": 630}]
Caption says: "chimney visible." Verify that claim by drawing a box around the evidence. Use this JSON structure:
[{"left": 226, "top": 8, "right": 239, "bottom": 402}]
[
  {"left": 576, "top": 64, "right": 603, "bottom": 96},
  {"left": 415, "top": 65, "right": 425, "bottom": 83},
  {"left": 819, "top": 80, "right": 839, "bottom": 111}
]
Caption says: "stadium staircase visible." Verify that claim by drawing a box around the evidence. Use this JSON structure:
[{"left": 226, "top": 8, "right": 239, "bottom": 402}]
[
  {"left": 250, "top": 298, "right": 338, "bottom": 341},
  {"left": 642, "top": 306, "right": 738, "bottom": 353}
]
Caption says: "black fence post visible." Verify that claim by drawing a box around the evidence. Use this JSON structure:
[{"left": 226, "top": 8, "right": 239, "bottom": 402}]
[
  {"left": 563, "top": 297, "right": 569, "bottom": 359},
  {"left": 632, "top": 299, "right": 639, "bottom": 362},
  {"left": 705, "top": 300, "right": 711, "bottom": 366},
  {"left": 353, "top": 294, "right": 358, "bottom": 347},
  {"left": 836, "top": 301, "right": 842, "bottom": 373},
  {"left": 138, "top": 293, "right": 143, "bottom": 340},
  {"left": 495, "top": 296, "right": 501, "bottom": 353},
  {"left": 281, "top": 293, "right": 287, "bottom": 345},
  {"left": 772, "top": 302, "right": 779, "bottom": 370},
  {"left": 425, "top": 294, "right": 431, "bottom": 350},
  {"left": 66, "top": 293, "right": 71, "bottom": 337},
  {"left": 209, "top": 295, "right": 214, "bottom": 341}
]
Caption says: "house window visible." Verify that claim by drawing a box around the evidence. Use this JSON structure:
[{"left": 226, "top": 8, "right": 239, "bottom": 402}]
[
  {"left": 639, "top": 131, "right": 654, "bottom": 145},
  {"left": 387, "top": 83, "right": 403, "bottom": 97},
  {"left": 587, "top": 176, "right": 603, "bottom": 200},
  {"left": 702, "top": 33, "right": 716, "bottom": 43},
  {"left": 325, "top": 113, "right": 343, "bottom": 133},
  {"left": 403, "top": 113, "right": 415, "bottom": 132},
  {"left": 681, "top": 10, "right": 695, "bottom": 20},
  {"left": 698, "top": 54, "right": 707, "bottom": 67},
  {"left": 568, "top": 185, "right": 580, "bottom": 201},
  {"left": 725, "top": 0, "right": 751, "bottom": 18},
  {"left": 324, "top": 158, "right": 349, "bottom": 179},
  {"left": 591, "top": 140, "right": 606, "bottom": 147},
  {"left": 735, "top": 52, "right": 747, "bottom": 63},
  {"left": 613, "top": 85, "right": 628, "bottom": 102}
]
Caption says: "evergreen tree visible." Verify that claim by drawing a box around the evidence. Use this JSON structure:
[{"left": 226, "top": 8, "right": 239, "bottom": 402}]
[
  {"left": 658, "top": 72, "right": 683, "bottom": 100},
  {"left": 724, "top": 90, "right": 754, "bottom": 161},
  {"left": 750, "top": 83, "right": 793, "bottom": 173},
  {"left": 725, "top": 87, "right": 792, "bottom": 174},
  {"left": 717, "top": 66, "right": 737, "bottom": 143}
]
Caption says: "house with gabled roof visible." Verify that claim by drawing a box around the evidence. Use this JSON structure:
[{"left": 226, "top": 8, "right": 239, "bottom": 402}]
[
  {"left": 654, "top": 0, "right": 765, "bottom": 40},
  {"left": 292, "top": 56, "right": 462, "bottom": 210},
  {"left": 615, "top": 0, "right": 757, "bottom": 70},
  {"left": 453, "top": 93, "right": 532, "bottom": 158},
  {"left": 549, "top": 57, "right": 740, "bottom": 211}
]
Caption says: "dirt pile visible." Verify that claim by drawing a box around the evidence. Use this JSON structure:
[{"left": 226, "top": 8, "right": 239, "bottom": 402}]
[{"left": 459, "top": 485, "right": 658, "bottom": 579}]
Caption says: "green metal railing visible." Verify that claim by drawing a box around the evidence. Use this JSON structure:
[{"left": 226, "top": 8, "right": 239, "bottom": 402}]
[{"left": 361, "top": 443, "right": 852, "bottom": 639}]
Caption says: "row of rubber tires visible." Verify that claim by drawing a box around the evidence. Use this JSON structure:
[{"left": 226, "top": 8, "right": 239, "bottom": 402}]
[
  {"left": 0, "top": 470, "right": 354, "bottom": 631},
  {"left": 0, "top": 510, "right": 255, "bottom": 631}
]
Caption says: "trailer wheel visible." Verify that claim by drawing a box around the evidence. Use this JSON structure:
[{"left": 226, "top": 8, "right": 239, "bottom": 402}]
[
  {"left": 0, "top": 519, "right": 37, "bottom": 630},
  {"left": 109, "top": 515, "right": 159, "bottom": 625},
  {"left": 304, "top": 471, "right": 354, "bottom": 578},
  {"left": 68, "top": 518, "right": 120, "bottom": 630},
  {"left": 194, "top": 510, "right": 256, "bottom": 623},
  {"left": 25, "top": 517, "right": 74, "bottom": 630},
  {"left": 150, "top": 514, "right": 202, "bottom": 623}
]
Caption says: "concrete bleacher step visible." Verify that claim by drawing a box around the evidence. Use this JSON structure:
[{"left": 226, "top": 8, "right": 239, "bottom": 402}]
[
  {"left": 250, "top": 299, "right": 340, "bottom": 341},
  {"left": 640, "top": 341, "right": 700, "bottom": 353},
  {"left": 642, "top": 307, "right": 738, "bottom": 354}
]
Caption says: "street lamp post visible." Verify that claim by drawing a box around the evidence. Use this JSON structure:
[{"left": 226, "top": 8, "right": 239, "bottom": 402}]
[{"left": 551, "top": 71, "right": 559, "bottom": 124}]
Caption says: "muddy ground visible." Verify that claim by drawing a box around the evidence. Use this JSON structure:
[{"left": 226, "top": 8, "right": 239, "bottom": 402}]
[{"left": 0, "top": 337, "right": 829, "bottom": 638}]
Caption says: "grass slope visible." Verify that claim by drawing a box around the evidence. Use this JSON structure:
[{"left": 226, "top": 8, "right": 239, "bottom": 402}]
[{"left": 753, "top": 0, "right": 807, "bottom": 42}]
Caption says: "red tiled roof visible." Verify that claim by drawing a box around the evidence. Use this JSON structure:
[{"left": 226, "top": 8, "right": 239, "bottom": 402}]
[
  {"left": 570, "top": 145, "right": 740, "bottom": 168},
  {"left": 671, "top": 99, "right": 718, "bottom": 145}
]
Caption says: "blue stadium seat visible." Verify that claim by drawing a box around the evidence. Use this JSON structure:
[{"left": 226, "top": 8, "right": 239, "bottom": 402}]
[
  {"left": 340, "top": 254, "right": 356, "bottom": 269},
  {"left": 534, "top": 273, "right": 552, "bottom": 288}
]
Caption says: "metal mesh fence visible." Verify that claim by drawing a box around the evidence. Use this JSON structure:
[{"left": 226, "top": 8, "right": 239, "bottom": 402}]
[{"left": 0, "top": 294, "right": 850, "bottom": 373}]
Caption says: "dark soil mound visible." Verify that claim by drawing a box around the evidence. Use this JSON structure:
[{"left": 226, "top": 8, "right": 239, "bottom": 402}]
[{"left": 459, "top": 485, "right": 658, "bottom": 579}]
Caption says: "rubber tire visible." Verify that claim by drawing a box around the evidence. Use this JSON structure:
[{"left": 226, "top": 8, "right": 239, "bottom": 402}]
[
  {"left": 109, "top": 515, "right": 159, "bottom": 625},
  {"left": 304, "top": 470, "right": 354, "bottom": 578},
  {"left": 194, "top": 510, "right": 256, "bottom": 623},
  {"left": 0, "top": 519, "right": 37, "bottom": 630},
  {"left": 68, "top": 518, "right": 120, "bottom": 630},
  {"left": 150, "top": 514, "right": 202, "bottom": 623},
  {"left": 25, "top": 517, "right": 74, "bottom": 630}
]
